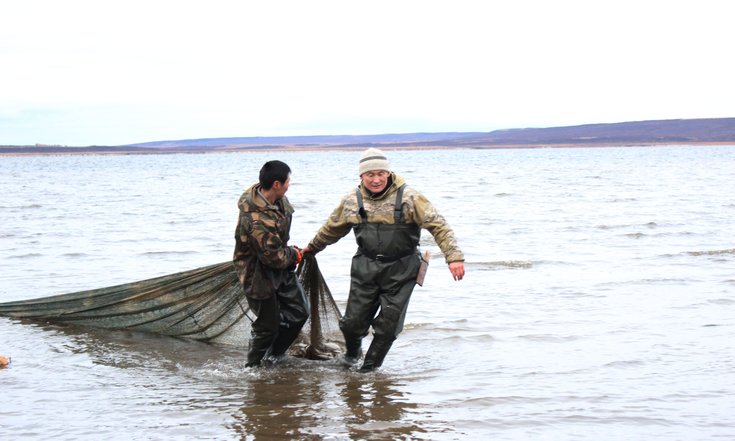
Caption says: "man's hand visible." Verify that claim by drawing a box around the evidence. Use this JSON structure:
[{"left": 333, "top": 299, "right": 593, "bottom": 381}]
[
  {"left": 302, "top": 246, "right": 313, "bottom": 254},
  {"left": 291, "top": 246, "right": 303, "bottom": 264},
  {"left": 449, "top": 261, "right": 465, "bottom": 281}
]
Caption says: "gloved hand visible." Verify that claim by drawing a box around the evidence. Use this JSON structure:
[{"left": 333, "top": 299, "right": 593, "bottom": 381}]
[
  {"left": 292, "top": 246, "right": 303, "bottom": 265},
  {"left": 287, "top": 246, "right": 303, "bottom": 271}
]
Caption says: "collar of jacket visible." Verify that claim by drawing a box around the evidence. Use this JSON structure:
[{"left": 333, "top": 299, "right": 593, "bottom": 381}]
[
  {"left": 239, "top": 183, "right": 291, "bottom": 214},
  {"left": 256, "top": 187, "right": 279, "bottom": 208}
]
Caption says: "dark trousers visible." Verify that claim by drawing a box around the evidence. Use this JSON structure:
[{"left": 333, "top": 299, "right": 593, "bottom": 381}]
[
  {"left": 246, "top": 272, "right": 309, "bottom": 366},
  {"left": 339, "top": 253, "right": 420, "bottom": 368}
]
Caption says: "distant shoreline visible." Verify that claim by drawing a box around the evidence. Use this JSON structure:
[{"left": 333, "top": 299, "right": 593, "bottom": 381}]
[
  {"left": 4, "top": 117, "right": 735, "bottom": 156},
  {"left": 2, "top": 141, "right": 734, "bottom": 157}
]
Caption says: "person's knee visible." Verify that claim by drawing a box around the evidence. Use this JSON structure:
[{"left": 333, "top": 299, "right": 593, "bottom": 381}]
[
  {"left": 339, "top": 316, "right": 369, "bottom": 338},
  {"left": 372, "top": 325, "right": 400, "bottom": 341},
  {"left": 282, "top": 298, "right": 309, "bottom": 327},
  {"left": 372, "top": 308, "right": 403, "bottom": 340},
  {"left": 252, "top": 318, "right": 279, "bottom": 337},
  {"left": 293, "top": 309, "right": 309, "bottom": 327},
  {"left": 281, "top": 280, "right": 310, "bottom": 326}
]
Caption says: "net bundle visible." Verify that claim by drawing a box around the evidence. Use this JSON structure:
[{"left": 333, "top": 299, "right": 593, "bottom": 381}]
[
  {"left": 0, "top": 256, "right": 344, "bottom": 359},
  {"left": 291, "top": 253, "right": 344, "bottom": 359}
]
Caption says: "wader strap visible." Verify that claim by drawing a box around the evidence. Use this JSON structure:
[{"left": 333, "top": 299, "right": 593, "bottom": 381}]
[
  {"left": 355, "top": 184, "right": 406, "bottom": 223},
  {"left": 394, "top": 184, "right": 406, "bottom": 223},
  {"left": 355, "top": 188, "right": 367, "bottom": 223}
]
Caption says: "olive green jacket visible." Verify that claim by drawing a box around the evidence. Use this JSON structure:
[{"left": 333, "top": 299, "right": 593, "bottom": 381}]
[
  {"left": 307, "top": 173, "right": 464, "bottom": 263},
  {"left": 233, "top": 184, "right": 298, "bottom": 299}
]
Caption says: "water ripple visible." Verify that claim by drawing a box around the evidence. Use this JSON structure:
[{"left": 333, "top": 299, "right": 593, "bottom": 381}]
[{"left": 687, "top": 248, "right": 735, "bottom": 256}]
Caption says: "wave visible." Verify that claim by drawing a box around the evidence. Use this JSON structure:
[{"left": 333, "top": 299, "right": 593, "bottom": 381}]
[
  {"left": 7, "top": 253, "right": 43, "bottom": 259},
  {"left": 466, "top": 260, "right": 533, "bottom": 269},
  {"left": 623, "top": 232, "right": 647, "bottom": 239},
  {"left": 404, "top": 319, "right": 470, "bottom": 330},
  {"left": 0, "top": 204, "right": 42, "bottom": 210},
  {"left": 603, "top": 359, "right": 646, "bottom": 368},
  {"left": 516, "top": 333, "right": 581, "bottom": 342},
  {"left": 596, "top": 277, "right": 692, "bottom": 288},
  {"left": 597, "top": 222, "right": 658, "bottom": 230},
  {"left": 139, "top": 250, "right": 199, "bottom": 256},
  {"left": 650, "top": 231, "right": 695, "bottom": 237},
  {"left": 687, "top": 248, "right": 735, "bottom": 257},
  {"left": 419, "top": 236, "right": 437, "bottom": 246}
]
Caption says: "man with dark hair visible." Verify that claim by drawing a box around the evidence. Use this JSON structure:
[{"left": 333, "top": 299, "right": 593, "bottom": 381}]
[
  {"left": 233, "top": 160, "right": 308, "bottom": 367},
  {"left": 303, "top": 148, "right": 465, "bottom": 372}
]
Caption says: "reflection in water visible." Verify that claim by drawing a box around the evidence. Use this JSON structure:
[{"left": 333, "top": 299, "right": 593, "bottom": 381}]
[
  {"left": 22, "top": 317, "right": 244, "bottom": 371},
  {"left": 339, "top": 375, "right": 425, "bottom": 441},
  {"left": 13, "top": 318, "right": 437, "bottom": 440},
  {"left": 230, "top": 369, "right": 327, "bottom": 440},
  {"left": 228, "top": 367, "right": 432, "bottom": 441}
]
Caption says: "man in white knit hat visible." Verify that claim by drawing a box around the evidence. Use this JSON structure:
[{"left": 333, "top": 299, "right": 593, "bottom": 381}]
[{"left": 303, "top": 148, "right": 465, "bottom": 372}]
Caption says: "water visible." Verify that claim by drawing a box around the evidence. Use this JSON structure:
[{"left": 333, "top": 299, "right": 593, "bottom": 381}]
[{"left": 1, "top": 146, "right": 734, "bottom": 440}]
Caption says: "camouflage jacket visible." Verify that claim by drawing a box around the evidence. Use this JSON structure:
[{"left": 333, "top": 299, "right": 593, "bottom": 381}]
[
  {"left": 233, "top": 184, "right": 298, "bottom": 299},
  {"left": 307, "top": 173, "right": 464, "bottom": 263}
]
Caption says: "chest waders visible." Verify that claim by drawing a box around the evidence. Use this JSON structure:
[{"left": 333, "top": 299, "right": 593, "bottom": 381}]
[
  {"left": 243, "top": 202, "right": 310, "bottom": 368},
  {"left": 245, "top": 271, "right": 310, "bottom": 367},
  {"left": 340, "top": 184, "right": 422, "bottom": 372}
]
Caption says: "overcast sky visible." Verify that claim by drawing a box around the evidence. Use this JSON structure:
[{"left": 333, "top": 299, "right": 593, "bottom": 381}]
[{"left": 2, "top": 0, "right": 733, "bottom": 146}]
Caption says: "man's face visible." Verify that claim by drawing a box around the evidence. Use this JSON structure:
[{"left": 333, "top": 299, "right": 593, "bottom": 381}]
[
  {"left": 274, "top": 175, "right": 291, "bottom": 199},
  {"left": 361, "top": 170, "right": 389, "bottom": 193}
]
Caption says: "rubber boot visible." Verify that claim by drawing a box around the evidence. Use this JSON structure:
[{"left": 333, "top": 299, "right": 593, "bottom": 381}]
[
  {"left": 246, "top": 329, "right": 277, "bottom": 368},
  {"left": 340, "top": 336, "right": 363, "bottom": 368},
  {"left": 358, "top": 338, "right": 394, "bottom": 373},
  {"left": 268, "top": 325, "right": 303, "bottom": 358},
  {"left": 246, "top": 343, "right": 269, "bottom": 368}
]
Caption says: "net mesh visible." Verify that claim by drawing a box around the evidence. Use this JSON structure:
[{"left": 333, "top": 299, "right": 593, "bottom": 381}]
[
  {"left": 0, "top": 255, "right": 344, "bottom": 359},
  {"left": 291, "top": 254, "right": 344, "bottom": 359}
]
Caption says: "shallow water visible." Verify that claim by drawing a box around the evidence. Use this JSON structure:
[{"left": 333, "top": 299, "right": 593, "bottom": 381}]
[{"left": 1, "top": 146, "right": 734, "bottom": 440}]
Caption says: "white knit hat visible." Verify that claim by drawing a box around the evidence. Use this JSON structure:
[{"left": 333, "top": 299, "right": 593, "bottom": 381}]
[{"left": 359, "top": 148, "right": 390, "bottom": 175}]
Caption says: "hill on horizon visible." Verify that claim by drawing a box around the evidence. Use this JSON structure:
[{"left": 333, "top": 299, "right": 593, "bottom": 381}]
[
  {"left": 125, "top": 117, "right": 735, "bottom": 150},
  {"left": 2, "top": 117, "right": 735, "bottom": 153},
  {"left": 126, "top": 132, "right": 486, "bottom": 148},
  {"left": 413, "top": 117, "right": 735, "bottom": 147}
]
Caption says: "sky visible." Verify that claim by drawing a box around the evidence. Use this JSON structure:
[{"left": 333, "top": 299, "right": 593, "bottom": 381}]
[{"left": 1, "top": 0, "right": 734, "bottom": 146}]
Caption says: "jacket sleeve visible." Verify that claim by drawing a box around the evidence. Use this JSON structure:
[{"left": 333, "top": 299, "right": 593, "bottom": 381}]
[
  {"left": 409, "top": 192, "right": 465, "bottom": 263},
  {"left": 307, "top": 195, "right": 354, "bottom": 253},
  {"left": 240, "top": 211, "right": 296, "bottom": 269}
]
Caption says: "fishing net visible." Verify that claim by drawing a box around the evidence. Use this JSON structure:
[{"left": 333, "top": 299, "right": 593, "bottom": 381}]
[
  {"left": 0, "top": 255, "right": 344, "bottom": 359},
  {"left": 290, "top": 254, "right": 344, "bottom": 359}
]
